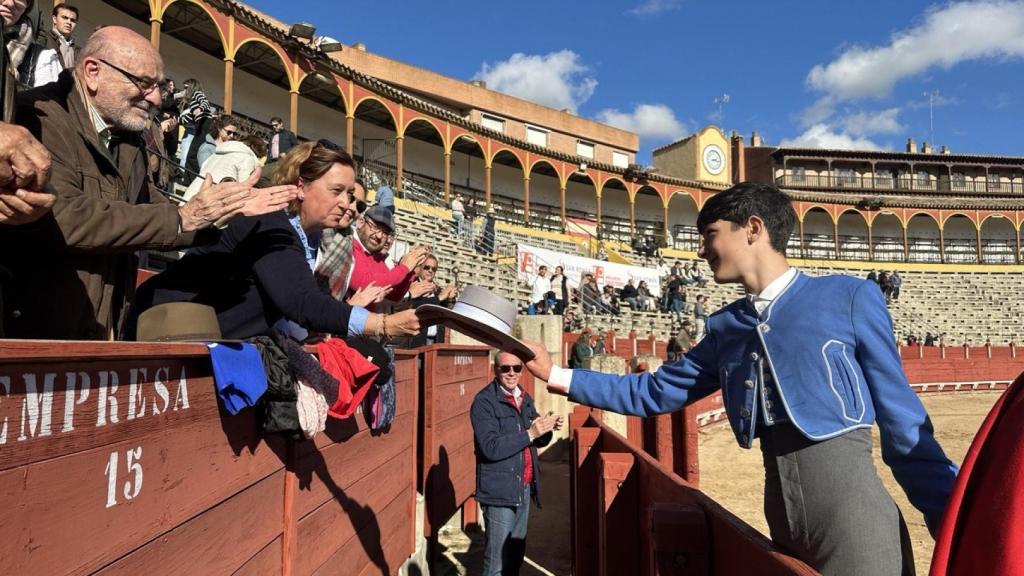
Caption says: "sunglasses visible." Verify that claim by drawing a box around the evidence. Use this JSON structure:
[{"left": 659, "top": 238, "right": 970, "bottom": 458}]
[
  {"left": 498, "top": 364, "right": 523, "bottom": 374},
  {"left": 421, "top": 265, "right": 437, "bottom": 272}
]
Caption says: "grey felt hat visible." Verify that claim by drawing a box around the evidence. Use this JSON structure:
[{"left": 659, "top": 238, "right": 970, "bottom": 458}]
[{"left": 415, "top": 286, "right": 535, "bottom": 360}]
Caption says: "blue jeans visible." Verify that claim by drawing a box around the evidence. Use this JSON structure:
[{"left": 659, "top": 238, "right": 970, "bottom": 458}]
[
  {"left": 671, "top": 298, "right": 684, "bottom": 323},
  {"left": 178, "top": 133, "right": 194, "bottom": 167},
  {"left": 482, "top": 485, "right": 531, "bottom": 576}
]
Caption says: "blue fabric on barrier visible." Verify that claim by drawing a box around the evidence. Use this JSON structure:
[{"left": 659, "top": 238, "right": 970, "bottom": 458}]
[{"left": 207, "top": 342, "right": 269, "bottom": 415}]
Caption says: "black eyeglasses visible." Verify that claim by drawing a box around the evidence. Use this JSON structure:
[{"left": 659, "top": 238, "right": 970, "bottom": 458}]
[
  {"left": 97, "top": 58, "right": 162, "bottom": 96},
  {"left": 498, "top": 364, "right": 523, "bottom": 374}
]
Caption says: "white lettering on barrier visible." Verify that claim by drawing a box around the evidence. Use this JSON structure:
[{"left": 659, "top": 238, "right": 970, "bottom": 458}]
[
  {"left": 0, "top": 376, "right": 9, "bottom": 444},
  {"left": 0, "top": 365, "right": 191, "bottom": 447},
  {"left": 97, "top": 371, "right": 119, "bottom": 427},
  {"left": 18, "top": 373, "right": 55, "bottom": 441},
  {"left": 61, "top": 372, "right": 91, "bottom": 433},
  {"left": 105, "top": 446, "right": 144, "bottom": 508},
  {"left": 453, "top": 355, "right": 473, "bottom": 366}
]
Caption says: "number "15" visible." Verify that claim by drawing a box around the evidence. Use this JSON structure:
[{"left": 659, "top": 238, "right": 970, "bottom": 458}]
[{"left": 104, "top": 447, "right": 143, "bottom": 508}]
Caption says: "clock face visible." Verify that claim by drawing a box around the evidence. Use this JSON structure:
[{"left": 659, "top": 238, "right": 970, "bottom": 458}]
[{"left": 703, "top": 144, "right": 725, "bottom": 176}]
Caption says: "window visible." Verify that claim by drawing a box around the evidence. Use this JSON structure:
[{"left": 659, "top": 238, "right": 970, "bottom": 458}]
[
  {"left": 987, "top": 173, "right": 1000, "bottom": 191},
  {"left": 916, "top": 171, "right": 930, "bottom": 188},
  {"left": 481, "top": 113, "right": 504, "bottom": 133},
  {"left": 526, "top": 125, "right": 548, "bottom": 147},
  {"left": 951, "top": 172, "right": 966, "bottom": 189},
  {"left": 875, "top": 169, "right": 893, "bottom": 188},
  {"left": 612, "top": 151, "right": 629, "bottom": 168},
  {"left": 792, "top": 166, "right": 806, "bottom": 183},
  {"left": 577, "top": 140, "right": 595, "bottom": 159},
  {"left": 836, "top": 168, "right": 856, "bottom": 186}
]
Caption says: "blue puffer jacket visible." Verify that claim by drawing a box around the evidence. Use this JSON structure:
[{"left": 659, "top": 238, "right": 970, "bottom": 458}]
[{"left": 471, "top": 379, "right": 552, "bottom": 507}]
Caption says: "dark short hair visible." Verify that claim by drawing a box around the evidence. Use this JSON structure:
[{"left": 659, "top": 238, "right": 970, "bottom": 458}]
[
  {"left": 270, "top": 116, "right": 283, "bottom": 124},
  {"left": 54, "top": 4, "right": 78, "bottom": 17},
  {"left": 696, "top": 182, "right": 796, "bottom": 255},
  {"left": 242, "top": 135, "right": 267, "bottom": 158}
]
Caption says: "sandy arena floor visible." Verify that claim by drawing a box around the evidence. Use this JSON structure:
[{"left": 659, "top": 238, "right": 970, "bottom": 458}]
[{"left": 698, "top": 391, "right": 1002, "bottom": 575}]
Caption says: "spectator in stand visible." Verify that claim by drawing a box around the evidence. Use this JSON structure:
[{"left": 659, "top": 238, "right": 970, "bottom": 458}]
[
  {"left": 451, "top": 193, "right": 464, "bottom": 236},
  {"left": 693, "top": 294, "right": 709, "bottom": 340},
  {"left": 600, "top": 285, "right": 619, "bottom": 316},
  {"left": 549, "top": 265, "right": 568, "bottom": 314},
  {"left": 27, "top": 3, "right": 79, "bottom": 87},
  {"left": 158, "top": 79, "right": 179, "bottom": 160},
  {"left": 569, "top": 327, "right": 593, "bottom": 368},
  {"left": 268, "top": 116, "right": 296, "bottom": 161},
  {"left": 1, "top": 27, "right": 299, "bottom": 340},
  {"left": 132, "top": 141, "right": 420, "bottom": 341},
  {"left": 925, "top": 332, "right": 936, "bottom": 347},
  {"left": 636, "top": 280, "right": 652, "bottom": 311},
  {"left": 194, "top": 114, "right": 238, "bottom": 169},
  {"left": 678, "top": 319, "right": 695, "bottom": 353},
  {"left": 477, "top": 205, "right": 497, "bottom": 255},
  {"left": 472, "top": 350, "right": 560, "bottom": 576},
  {"left": 878, "top": 271, "right": 892, "bottom": 302},
  {"left": 666, "top": 274, "right": 685, "bottom": 323},
  {"left": 407, "top": 254, "right": 458, "bottom": 347},
  {"left": 344, "top": 190, "right": 429, "bottom": 310},
  {"left": 580, "top": 273, "right": 600, "bottom": 314},
  {"left": 562, "top": 309, "right": 582, "bottom": 333},
  {"left": 687, "top": 261, "right": 708, "bottom": 287},
  {"left": 906, "top": 334, "right": 918, "bottom": 346},
  {"left": 671, "top": 260, "right": 685, "bottom": 279},
  {"left": 620, "top": 278, "right": 639, "bottom": 310},
  {"left": 597, "top": 243, "right": 608, "bottom": 261},
  {"left": 667, "top": 336, "right": 682, "bottom": 362},
  {"left": 866, "top": 270, "right": 878, "bottom": 284},
  {"left": 528, "top": 265, "right": 552, "bottom": 315},
  {"left": 890, "top": 270, "right": 902, "bottom": 301},
  {"left": 177, "top": 78, "right": 211, "bottom": 169},
  {"left": 183, "top": 134, "right": 265, "bottom": 201},
  {"left": 593, "top": 331, "right": 606, "bottom": 354},
  {"left": 464, "top": 196, "right": 478, "bottom": 246}
]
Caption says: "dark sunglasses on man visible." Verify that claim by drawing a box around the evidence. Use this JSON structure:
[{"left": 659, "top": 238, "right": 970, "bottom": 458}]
[{"left": 498, "top": 364, "right": 523, "bottom": 374}]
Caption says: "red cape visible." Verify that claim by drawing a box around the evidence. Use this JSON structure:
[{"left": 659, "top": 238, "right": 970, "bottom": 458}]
[{"left": 930, "top": 375, "right": 1024, "bottom": 575}]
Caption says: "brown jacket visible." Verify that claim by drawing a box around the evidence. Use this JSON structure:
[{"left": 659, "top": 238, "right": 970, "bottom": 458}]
[{"left": 0, "top": 71, "right": 206, "bottom": 339}]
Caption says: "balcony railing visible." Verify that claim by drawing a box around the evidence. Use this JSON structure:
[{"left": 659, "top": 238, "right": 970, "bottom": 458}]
[{"left": 776, "top": 174, "right": 1024, "bottom": 196}]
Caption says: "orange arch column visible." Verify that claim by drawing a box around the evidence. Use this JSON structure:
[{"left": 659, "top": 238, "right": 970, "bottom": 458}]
[
  {"left": 289, "top": 90, "right": 299, "bottom": 133},
  {"left": 523, "top": 176, "right": 531, "bottom": 224},
  {"left": 559, "top": 184, "right": 567, "bottom": 231},
  {"left": 223, "top": 58, "right": 234, "bottom": 114},
  {"left": 395, "top": 135, "right": 404, "bottom": 192}
]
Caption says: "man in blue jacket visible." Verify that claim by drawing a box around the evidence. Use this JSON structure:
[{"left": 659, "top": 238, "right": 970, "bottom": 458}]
[
  {"left": 523, "top": 182, "right": 958, "bottom": 575},
  {"left": 471, "top": 350, "right": 562, "bottom": 576}
]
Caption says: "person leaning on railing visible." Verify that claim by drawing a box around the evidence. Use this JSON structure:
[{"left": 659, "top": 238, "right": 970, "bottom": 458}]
[{"left": 130, "top": 141, "right": 420, "bottom": 341}]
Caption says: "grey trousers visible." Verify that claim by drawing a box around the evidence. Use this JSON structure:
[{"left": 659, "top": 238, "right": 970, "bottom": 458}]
[{"left": 760, "top": 424, "right": 915, "bottom": 576}]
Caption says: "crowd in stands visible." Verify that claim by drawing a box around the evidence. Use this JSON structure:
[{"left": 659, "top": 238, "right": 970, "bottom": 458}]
[{"left": 866, "top": 269, "right": 903, "bottom": 304}]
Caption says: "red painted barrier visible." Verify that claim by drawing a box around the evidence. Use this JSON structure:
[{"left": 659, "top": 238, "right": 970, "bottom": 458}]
[{"left": 571, "top": 407, "right": 818, "bottom": 576}]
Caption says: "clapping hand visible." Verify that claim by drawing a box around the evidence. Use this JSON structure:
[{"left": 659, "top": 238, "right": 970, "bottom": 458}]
[
  {"left": 347, "top": 282, "right": 390, "bottom": 308},
  {"left": 180, "top": 168, "right": 298, "bottom": 231}
]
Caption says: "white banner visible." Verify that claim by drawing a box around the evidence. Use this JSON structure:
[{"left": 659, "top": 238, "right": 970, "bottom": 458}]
[{"left": 517, "top": 244, "right": 663, "bottom": 297}]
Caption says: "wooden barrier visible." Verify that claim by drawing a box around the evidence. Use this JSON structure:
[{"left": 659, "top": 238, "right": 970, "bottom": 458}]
[
  {"left": 417, "top": 344, "right": 492, "bottom": 537},
  {"left": 571, "top": 407, "right": 819, "bottom": 576},
  {"left": 0, "top": 340, "right": 417, "bottom": 576}
]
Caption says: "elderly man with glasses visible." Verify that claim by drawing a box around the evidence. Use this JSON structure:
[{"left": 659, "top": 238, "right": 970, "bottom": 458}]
[
  {"left": 346, "top": 197, "right": 429, "bottom": 311},
  {"left": 0, "top": 26, "right": 297, "bottom": 340},
  {"left": 471, "top": 350, "right": 562, "bottom": 576}
]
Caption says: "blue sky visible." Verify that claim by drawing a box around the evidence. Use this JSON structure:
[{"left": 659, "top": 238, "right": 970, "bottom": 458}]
[{"left": 246, "top": 0, "right": 1024, "bottom": 162}]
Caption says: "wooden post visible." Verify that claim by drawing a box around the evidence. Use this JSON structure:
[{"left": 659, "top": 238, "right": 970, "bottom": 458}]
[
  {"left": 598, "top": 453, "right": 638, "bottom": 576},
  {"left": 395, "top": 135, "right": 404, "bottom": 192},
  {"left": 443, "top": 151, "right": 451, "bottom": 205},
  {"left": 560, "top": 184, "right": 567, "bottom": 230},
  {"left": 596, "top": 193, "right": 603, "bottom": 238},
  {"left": 680, "top": 404, "right": 701, "bottom": 486},
  {"left": 345, "top": 114, "right": 354, "bottom": 156},
  {"left": 149, "top": 18, "right": 162, "bottom": 50},
  {"left": 573, "top": 427, "right": 602, "bottom": 576},
  {"left": 485, "top": 163, "right": 492, "bottom": 209},
  {"left": 523, "top": 176, "right": 531, "bottom": 224},
  {"left": 867, "top": 223, "right": 874, "bottom": 261},
  {"left": 289, "top": 90, "right": 298, "bottom": 133},
  {"left": 223, "top": 59, "right": 234, "bottom": 114},
  {"left": 646, "top": 504, "right": 710, "bottom": 576}
]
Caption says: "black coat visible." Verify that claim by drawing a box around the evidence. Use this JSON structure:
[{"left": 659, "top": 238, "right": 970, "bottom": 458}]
[
  {"left": 471, "top": 379, "right": 552, "bottom": 507},
  {"left": 130, "top": 211, "right": 353, "bottom": 339}
]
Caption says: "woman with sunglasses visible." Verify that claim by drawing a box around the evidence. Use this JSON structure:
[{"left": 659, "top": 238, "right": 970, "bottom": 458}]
[
  {"left": 193, "top": 114, "right": 238, "bottom": 169},
  {"left": 131, "top": 142, "right": 420, "bottom": 340}
]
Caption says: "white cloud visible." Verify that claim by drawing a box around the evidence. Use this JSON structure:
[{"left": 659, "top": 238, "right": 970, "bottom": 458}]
[
  {"left": 806, "top": 1, "right": 1024, "bottom": 101},
  {"left": 474, "top": 50, "right": 597, "bottom": 113},
  {"left": 841, "top": 108, "right": 905, "bottom": 136},
  {"left": 627, "top": 0, "right": 682, "bottom": 16},
  {"left": 779, "top": 124, "right": 883, "bottom": 150},
  {"left": 595, "top": 104, "right": 689, "bottom": 143}
]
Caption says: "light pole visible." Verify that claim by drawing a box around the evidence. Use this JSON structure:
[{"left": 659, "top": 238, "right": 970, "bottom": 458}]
[{"left": 923, "top": 89, "right": 939, "bottom": 145}]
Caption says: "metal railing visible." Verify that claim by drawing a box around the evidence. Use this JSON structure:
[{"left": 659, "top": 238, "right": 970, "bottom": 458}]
[{"left": 776, "top": 174, "right": 1024, "bottom": 196}]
